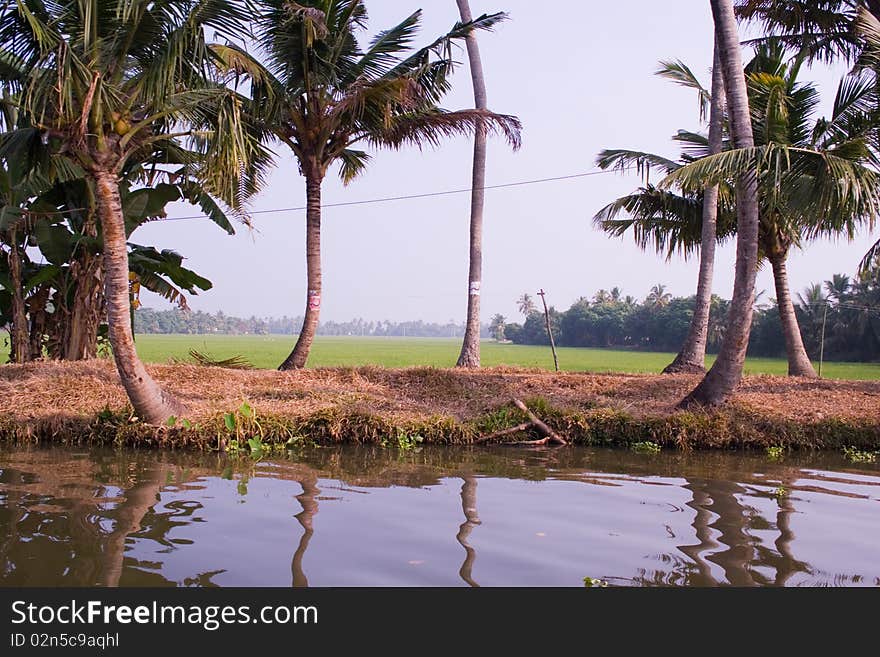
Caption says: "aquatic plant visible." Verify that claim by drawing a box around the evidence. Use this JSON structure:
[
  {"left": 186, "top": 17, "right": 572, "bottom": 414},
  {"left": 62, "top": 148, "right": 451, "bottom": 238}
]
[
  {"left": 631, "top": 441, "right": 662, "bottom": 454},
  {"left": 842, "top": 447, "right": 878, "bottom": 463}
]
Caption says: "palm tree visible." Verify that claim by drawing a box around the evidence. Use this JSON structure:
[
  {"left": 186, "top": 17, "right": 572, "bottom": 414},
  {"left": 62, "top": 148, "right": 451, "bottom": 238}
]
[
  {"left": 646, "top": 284, "right": 673, "bottom": 308},
  {"left": 665, "top": 46, "right": 880, "bottom": 378},
  {"left": 682, "top": 0, "right": 761, "bottom": 407},
  {"left": 671, "top": 43, "right": 726, "bottom": 373},
  {"left": 825, "top": 273, "right": 853, "bottom": 301},
  {"left": 0, "top": 0, "right": 259, "bottom": 423},
  {"left": 737, "top": 3, "right": 880, "bottom": 275},
  {"left": 735, "top": 0, "right": 873, "bottom": 63},
  {"left": 517, "top": 292, "right": 536, "bottom": 317},
  {"left": 455, "top": 0, "right": 497, "bottom": 369},
  {"left": 222, "top": 1, "right": 521, "bottom": 370},
  {"left": 597, "top": 44, "right": 726, "bottom": 375}
]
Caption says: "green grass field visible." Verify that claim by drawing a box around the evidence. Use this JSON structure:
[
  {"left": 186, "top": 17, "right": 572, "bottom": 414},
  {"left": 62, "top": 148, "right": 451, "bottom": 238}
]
[{"left": 129, "top": 334, "right": 880, "bottom": 380}]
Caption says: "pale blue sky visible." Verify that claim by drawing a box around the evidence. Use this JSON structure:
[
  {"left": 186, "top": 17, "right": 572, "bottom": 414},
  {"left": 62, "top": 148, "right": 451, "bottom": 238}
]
[{"left": 135, "top": 0, "right": 870, "bottom": 323}]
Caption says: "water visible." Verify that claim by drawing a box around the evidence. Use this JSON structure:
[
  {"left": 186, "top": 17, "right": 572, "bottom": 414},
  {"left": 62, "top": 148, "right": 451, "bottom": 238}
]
[{"left": 1, "top": 446, "right": 878, "bottom": 587}]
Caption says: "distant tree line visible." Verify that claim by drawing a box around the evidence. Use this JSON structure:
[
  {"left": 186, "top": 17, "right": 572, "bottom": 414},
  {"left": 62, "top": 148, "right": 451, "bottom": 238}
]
[
  {"left": 133, "top": 308, "right": 489, "bottom": 339},
  {"left": 503, "top": 270, "right": 880, "bottom": 363}
]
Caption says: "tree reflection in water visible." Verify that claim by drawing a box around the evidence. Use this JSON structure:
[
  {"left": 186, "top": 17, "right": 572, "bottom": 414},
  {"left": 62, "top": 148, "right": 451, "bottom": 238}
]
[
  {"left": 2, "top": 447, "right": 878, "bottom": 587},
  {"left": 456, "top": 475, "right": 481, "bottom": 587},
  {"left": 291, "top": 473, "right": 319, "bottom": 588}
]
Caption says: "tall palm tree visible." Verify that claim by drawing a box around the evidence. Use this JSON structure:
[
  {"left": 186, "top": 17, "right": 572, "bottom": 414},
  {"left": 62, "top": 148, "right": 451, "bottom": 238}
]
[
  {"left": 646, "top": 283, "right": 673, "bottom": 308},
  {"left": 682, "top": 0, "right": 761, "bottom": 407},
  {"left": 597, "top": 49, "right": 726, "bottom": 375},
  {"left": 516, "top": 292, "right": 536, "bottom": 316},
  {"left": 222, "top": 1, "right": 521, "bottom": 370},
  {"left": 455, "top": 0, "right": 495, "bottom": 369},
  {"left": 0, "top": 0, "right": 259, "bottom": 423},
  {"left": 669, "top": 42, "right": 726, "bottom": 374},
  {"left": 825, "top": 273, "right": 853, "bottom": 301}
]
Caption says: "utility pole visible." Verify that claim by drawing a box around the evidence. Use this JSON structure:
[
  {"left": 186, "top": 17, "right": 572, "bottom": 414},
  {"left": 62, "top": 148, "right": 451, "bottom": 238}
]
[{"left": 537, "top": 289, "right": 559, "bottom": 372}]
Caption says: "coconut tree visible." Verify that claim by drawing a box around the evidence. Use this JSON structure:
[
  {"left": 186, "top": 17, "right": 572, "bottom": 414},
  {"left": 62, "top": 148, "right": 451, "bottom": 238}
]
[
  {"left": 597, "top": 45, "right": 726, "bottom": 375},
  {"left": 454, "top": 0, "right": 495, "bottom": 368},
  {"left": 0, "top": 0, "right": 260, "bottom": 423},
  {"left": 516, "top": 292, "right": 536, "bottom": 317},
  {"left": 683, "top": 0, "right": 761, "bottom": 407},
  {"left": 663, "top": 46, "right": 880, "bottom": 378},
  {"left": 218, "top": 1, "right": 521, "bottom": 370},
  {"left": 735, "top": 0, "right": 873, "bottom": 63},
  {"left": 825, "top": 273, "right": 853, "bottom": 301},
  {"left": 646, "top": 284, "right": 673, "bottom": 308},
  {"left": 600, "top": 38, "right": 880, "bottom": 379}
]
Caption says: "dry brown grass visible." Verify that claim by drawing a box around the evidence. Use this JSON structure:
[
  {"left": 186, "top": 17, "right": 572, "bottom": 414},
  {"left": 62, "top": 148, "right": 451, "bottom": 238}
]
[{"left": 1, "top": 360, "right": 878, "bottom": 450}]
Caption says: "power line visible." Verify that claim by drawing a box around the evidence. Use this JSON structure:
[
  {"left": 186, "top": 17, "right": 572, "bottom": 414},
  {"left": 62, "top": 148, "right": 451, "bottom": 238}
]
[
  {"left": 12, "top": 168, "right": 622, "bottom": 221},
  {"left": 160, "top": 168, "right": 623, "bottom": 222}
]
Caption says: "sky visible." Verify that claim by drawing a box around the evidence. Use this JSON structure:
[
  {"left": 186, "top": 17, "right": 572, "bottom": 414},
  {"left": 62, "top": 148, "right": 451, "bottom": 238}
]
[{"left": 134, "top": 0, "right": 875, "bottom": 324}]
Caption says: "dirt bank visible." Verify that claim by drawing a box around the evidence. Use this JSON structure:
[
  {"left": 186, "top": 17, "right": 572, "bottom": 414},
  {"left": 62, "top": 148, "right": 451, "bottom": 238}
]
[{"left": 1, "top": 360, "right": 878, "bottom": 451}]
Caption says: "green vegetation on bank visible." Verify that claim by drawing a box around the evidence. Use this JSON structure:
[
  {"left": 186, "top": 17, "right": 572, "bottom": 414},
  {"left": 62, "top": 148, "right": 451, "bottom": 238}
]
[{"left": 126, "top": 335, "right": 880, "bottom": 380}]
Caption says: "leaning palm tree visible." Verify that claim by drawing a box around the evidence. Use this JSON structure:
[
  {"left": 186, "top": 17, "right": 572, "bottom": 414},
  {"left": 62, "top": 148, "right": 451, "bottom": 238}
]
[
  {"left": 0, "top": 0, "right": 259, "bottom": 423},
  {"left": 683, "top": 0, "right": 761, "bottom": 407},
  {"left": 220, "top": 1, "right": 521, "bottom": 370},
  {"left": 455, "top": 0, "right": 496, "bottom": 369}
]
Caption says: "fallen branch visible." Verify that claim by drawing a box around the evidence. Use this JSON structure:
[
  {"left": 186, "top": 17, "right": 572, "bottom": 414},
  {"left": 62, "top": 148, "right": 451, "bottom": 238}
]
[
  {"left": 475, "top": 398, "right": 567, "bottom": 446},
  {"left": 473, "top": 422, "right": 531, "bottom": 444}
]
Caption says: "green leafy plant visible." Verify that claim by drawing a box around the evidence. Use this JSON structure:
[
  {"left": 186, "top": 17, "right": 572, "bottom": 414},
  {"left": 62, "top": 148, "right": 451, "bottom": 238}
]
[
  {"left": 381, "top": 431, "right": 424, "bottom": 451},
  {"left": 631, "top": 441, "right": 661, "bottom": 454},
  {"left": 583, "top": 577, "right": 608, "bottom": 588},
  {"left": 766, "top": 446, "right": 785, "bottom": 460},
  {"left": 842, "top": 447, "right": 878, "bottom": 464},
  {"left": 772, "top": 486, "right": 788, "bottom": 498}
]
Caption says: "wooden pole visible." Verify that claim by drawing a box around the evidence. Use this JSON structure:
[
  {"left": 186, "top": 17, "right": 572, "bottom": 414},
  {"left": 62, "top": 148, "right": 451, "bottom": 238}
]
[{"left": 537, "top": 289, "right": 559, "bottom": 372}]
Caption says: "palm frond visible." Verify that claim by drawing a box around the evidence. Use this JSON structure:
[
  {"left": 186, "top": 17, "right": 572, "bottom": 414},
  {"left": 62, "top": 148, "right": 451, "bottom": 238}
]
[
  {"left": 366, "top": 108, "right": 521, "bottom": 151},
  {"left": 595, "top": 149, "right": 681, "bottom": 180},
  {"left": 656, "top": 59, "right": 711, "bottom": 121}
]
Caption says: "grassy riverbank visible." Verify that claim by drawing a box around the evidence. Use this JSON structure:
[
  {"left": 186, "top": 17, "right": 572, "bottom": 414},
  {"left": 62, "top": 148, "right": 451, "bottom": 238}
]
[
  {"left": 1, "top": 360, "right": 878, "bottom": 452},
  {"left": 128, "top": 335, "right": 880, "bottom": 380}
]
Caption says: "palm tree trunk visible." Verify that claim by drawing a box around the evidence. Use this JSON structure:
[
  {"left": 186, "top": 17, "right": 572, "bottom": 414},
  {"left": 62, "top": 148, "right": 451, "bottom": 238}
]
[
  {"left": 681, "top": 0, "right": 761, "bottom": 408},
  {"left": 455, "top": 0, "right": 488, "bottom": 369},
  {"left": 768, "top": 250, "right": 818, "bottom": 377},
  {"left": 93, "top": 169, "right": 186, "bottom": 424},
  {"left": 664, "top": 40, "right": 725, "bottom": 374},
  {"left": 7, "top": 229, "right": 31, "bottom": 363},
  {"left": 280, "top": 176, "right": 323, "bottom": 370}
]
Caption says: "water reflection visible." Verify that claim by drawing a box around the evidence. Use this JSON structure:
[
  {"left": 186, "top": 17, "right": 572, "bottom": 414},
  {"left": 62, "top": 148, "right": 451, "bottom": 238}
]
[
  {"left": 0, "top": 446, "right": 878, "bottom": 587},
  {"left": 456, "top": 475, "right": 481, "bottom": 587},
  {"left": 292, "top": 472, "right": 319, "bottom": 588}
]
